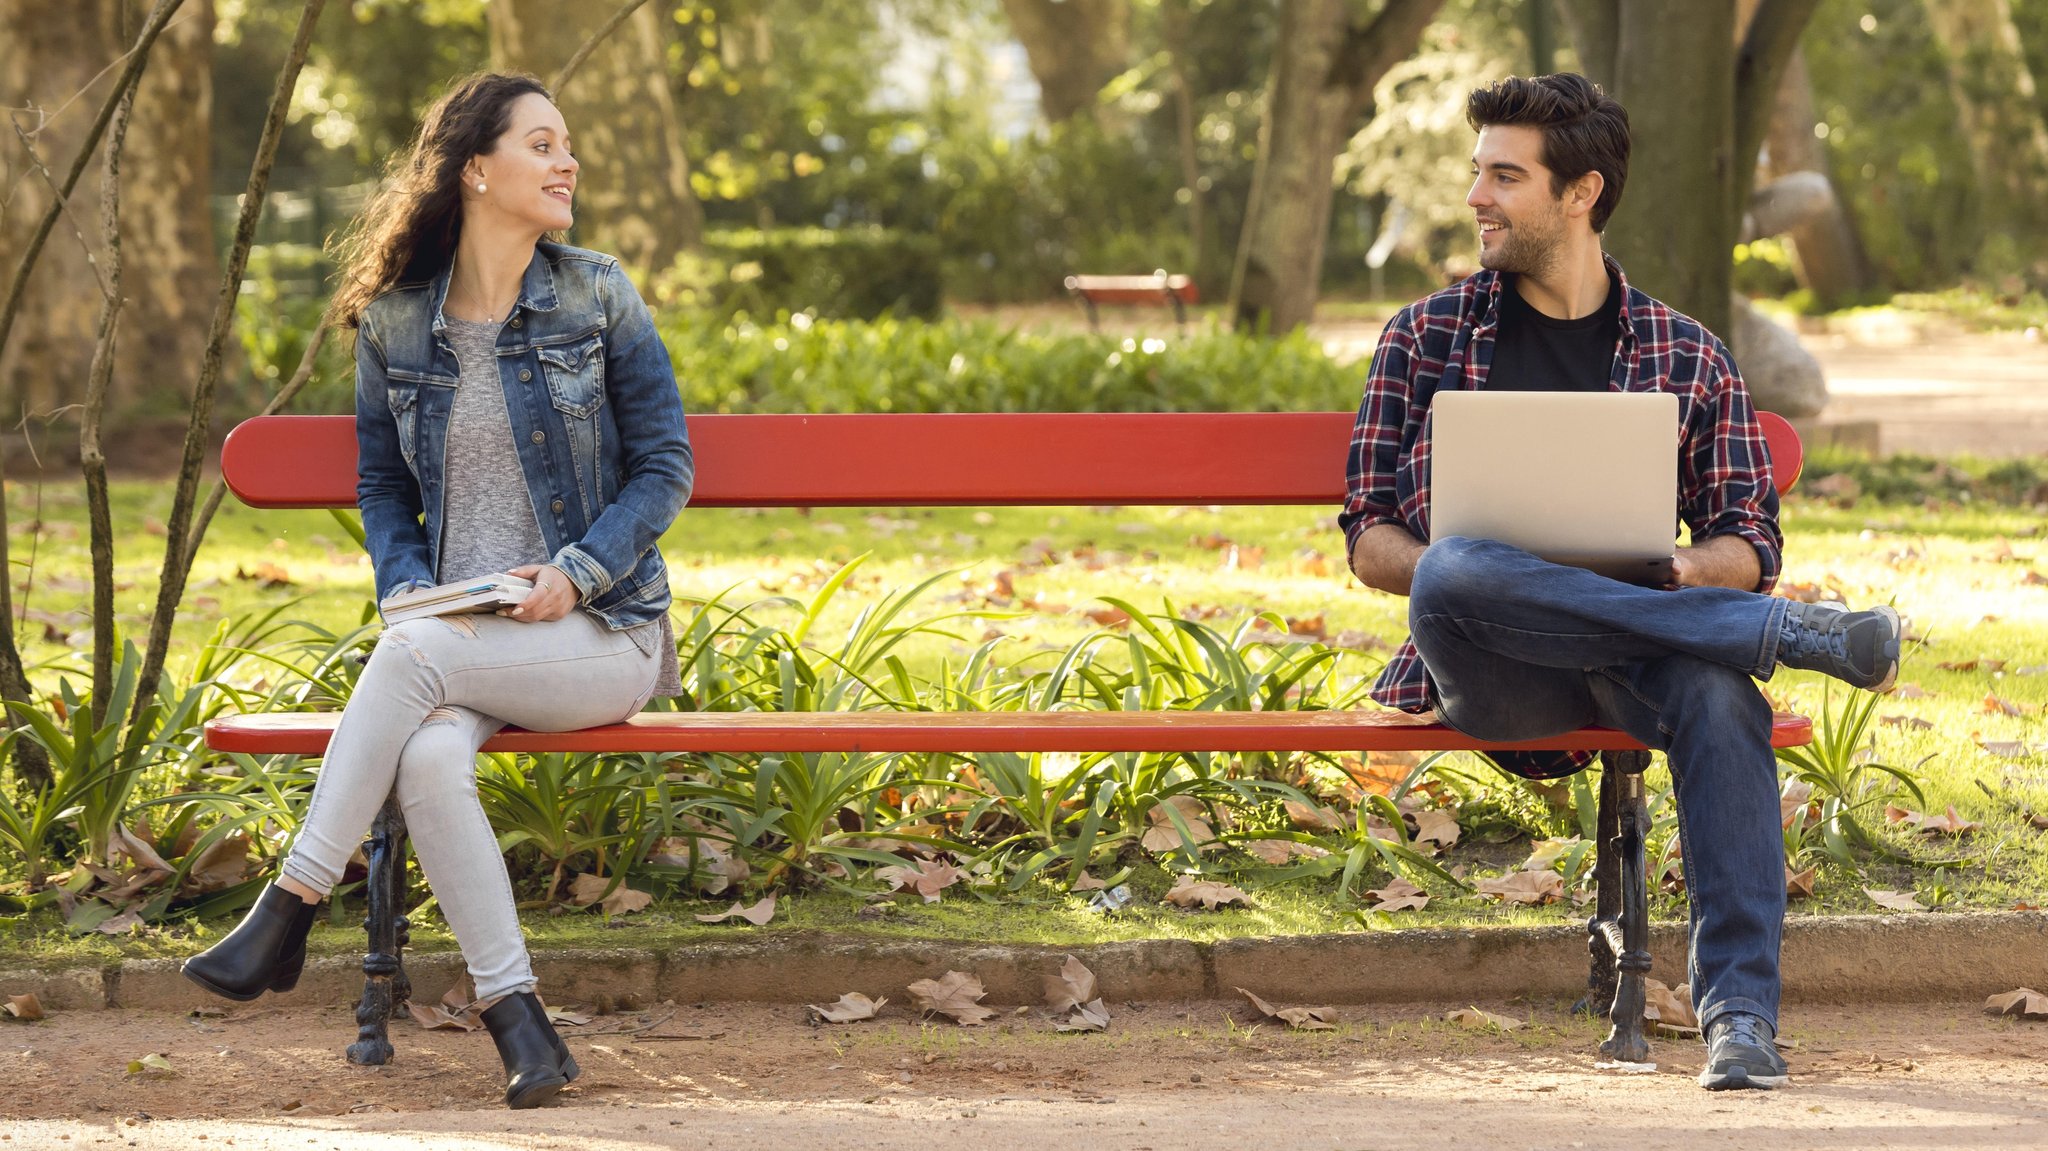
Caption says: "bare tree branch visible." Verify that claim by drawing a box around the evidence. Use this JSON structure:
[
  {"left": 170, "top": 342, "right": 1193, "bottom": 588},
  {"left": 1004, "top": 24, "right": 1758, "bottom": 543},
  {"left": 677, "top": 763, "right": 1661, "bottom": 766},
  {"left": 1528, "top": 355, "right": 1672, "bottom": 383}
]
[
  {"left": 182, "top": 319, "right": 333, "bottom": 575},
  {"left": 9, "top": 114, "right": 112, "bottom": 303},
  {"left": 0, "top": 0, "right": 186, "bottom": 381},
  {"left": 551, "top": 0, "right": 653, "bottom": 94},
  {"left": 1733, "top": 0, "right": 1822, "bottom": 219},
  {"left": 81, "top": 75, "right": 138, "bottom": 724},
  {"left": 133, "top": 0, "right": 328, "bottom": 727}
]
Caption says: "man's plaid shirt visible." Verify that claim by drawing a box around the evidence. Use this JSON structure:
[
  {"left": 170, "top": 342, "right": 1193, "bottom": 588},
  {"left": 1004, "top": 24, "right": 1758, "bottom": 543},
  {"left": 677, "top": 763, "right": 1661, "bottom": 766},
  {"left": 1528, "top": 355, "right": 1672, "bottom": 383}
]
[{"left": 1339, "top": 258, "right": 1785, "bottom": 774}]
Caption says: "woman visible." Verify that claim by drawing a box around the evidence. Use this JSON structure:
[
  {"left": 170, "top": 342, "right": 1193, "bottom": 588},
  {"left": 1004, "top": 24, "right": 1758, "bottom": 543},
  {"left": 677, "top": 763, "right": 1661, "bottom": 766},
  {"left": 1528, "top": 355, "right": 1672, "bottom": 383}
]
[{"left": 183, "top": 72, "right": 691, "bottom": 1110}]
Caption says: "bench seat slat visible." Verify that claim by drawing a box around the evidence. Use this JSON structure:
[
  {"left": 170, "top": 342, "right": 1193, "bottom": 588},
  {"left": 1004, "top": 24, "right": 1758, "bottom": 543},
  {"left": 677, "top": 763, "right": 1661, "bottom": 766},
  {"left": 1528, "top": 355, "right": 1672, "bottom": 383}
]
[{"left": 206, "top": 710, "right": 1812, "bottom": 756}]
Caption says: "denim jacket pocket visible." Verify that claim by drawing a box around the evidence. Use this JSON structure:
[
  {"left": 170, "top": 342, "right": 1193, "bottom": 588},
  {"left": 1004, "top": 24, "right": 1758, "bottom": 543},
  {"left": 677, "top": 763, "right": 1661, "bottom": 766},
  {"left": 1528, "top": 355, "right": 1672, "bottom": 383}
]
[
  {"left": 537, "top": 337, "right": 607, "bottom": 419},
  {"left": 383, "top": 373, "right": 425, "bottom": 467}
]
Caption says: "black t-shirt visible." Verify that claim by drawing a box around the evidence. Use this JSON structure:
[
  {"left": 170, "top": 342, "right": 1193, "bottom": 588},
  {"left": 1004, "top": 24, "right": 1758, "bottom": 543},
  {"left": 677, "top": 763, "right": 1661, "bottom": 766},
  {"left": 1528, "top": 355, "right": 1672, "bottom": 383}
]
[{"left": 1485, "top": 273, "right": 1621, "bottom": 393}]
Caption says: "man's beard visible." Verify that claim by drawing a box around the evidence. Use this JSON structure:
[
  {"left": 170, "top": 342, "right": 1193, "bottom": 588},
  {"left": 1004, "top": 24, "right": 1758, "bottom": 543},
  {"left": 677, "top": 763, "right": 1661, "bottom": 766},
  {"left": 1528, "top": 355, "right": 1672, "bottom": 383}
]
[{"left": 1478, "top": 209, "right": 1566, "bottom": 278}]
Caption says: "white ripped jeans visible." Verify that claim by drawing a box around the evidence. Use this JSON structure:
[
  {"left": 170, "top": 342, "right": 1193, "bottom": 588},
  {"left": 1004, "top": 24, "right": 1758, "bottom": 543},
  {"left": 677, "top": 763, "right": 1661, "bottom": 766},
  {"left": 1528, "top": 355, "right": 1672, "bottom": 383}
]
[{"left": 280, "top": 609, "right": 658, "bottom": 1000}]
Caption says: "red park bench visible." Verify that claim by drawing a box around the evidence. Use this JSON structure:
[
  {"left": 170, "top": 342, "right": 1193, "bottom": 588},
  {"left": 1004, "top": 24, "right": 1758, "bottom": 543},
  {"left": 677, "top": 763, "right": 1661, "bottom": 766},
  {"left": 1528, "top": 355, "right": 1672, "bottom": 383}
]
[
  {"left": 206, "top": 410, "right": 1810, "bottom": 1068},
  {"left": 1063, "top": 272, "right": 1199, "bottom": 330}
]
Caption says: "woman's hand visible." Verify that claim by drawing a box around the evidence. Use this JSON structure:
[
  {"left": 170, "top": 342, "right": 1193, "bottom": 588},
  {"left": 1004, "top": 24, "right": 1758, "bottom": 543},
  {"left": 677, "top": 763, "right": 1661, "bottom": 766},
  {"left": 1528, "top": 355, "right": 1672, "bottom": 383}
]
[{"left": 502, "top": 564, "right": 579, "bottom": 622}]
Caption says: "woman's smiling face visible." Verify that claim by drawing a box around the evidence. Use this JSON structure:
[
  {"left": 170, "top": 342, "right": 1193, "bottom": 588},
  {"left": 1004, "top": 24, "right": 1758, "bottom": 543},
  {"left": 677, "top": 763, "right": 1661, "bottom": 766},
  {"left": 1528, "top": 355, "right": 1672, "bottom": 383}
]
[{"left": 468, "top": 91, "right": 578, "bottom": 234}]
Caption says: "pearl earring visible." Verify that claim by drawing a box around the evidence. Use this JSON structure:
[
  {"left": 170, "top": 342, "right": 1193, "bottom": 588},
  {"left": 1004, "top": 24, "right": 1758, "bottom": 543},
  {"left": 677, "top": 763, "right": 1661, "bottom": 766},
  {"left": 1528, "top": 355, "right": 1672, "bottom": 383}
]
[{"left": 476, "top": 181, "right": 487, "bottom": 194}]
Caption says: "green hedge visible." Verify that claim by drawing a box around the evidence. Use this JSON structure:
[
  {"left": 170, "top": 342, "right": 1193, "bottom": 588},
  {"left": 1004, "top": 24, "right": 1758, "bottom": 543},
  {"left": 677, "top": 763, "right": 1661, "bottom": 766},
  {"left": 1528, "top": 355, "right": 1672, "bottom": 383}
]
[
  {"left": 658, "top": 313, "right": 1364, "bottom": 415},
  {"left": 696, "top": 226, "right": 943, "bottom": 320}
]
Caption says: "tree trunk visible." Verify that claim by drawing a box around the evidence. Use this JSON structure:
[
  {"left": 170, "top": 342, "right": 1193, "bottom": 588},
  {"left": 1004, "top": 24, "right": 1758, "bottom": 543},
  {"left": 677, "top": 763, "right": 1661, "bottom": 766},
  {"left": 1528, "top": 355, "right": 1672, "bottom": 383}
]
[
  {"left": 1232, "top": 0, "right": 1444, "bottom": 334},
  {"left": 1558, "top": 0, "right": 1816, "bottom": 340},
  {"left": 998, "top": 0, "right": 1132, "bottom": 124},
  {"left": 1604, "top": 0, "right": 1737, "bottom": 338},
  {"left": 0, "top": 0, "right": 215, "bottom": 420},
  {"left": 1764, "top": 47, "right": 1872, "bottom": 307},
  {"left": 1163, "top": 0, "right": 1207, "bottom": 278},
  {"left": 1922, "top": 0, "right": 2048, "bottom": 280},
  {"left": 491, "top": 0, "right": 702, "bottom": 275}
]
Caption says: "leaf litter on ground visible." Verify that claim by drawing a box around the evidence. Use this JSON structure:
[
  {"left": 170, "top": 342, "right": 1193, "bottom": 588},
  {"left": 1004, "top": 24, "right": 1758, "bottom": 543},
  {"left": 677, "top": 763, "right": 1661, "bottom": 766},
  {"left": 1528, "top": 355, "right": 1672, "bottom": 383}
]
[
  {"left": 695, "top": 894, "right": 777, "bottom": 925},
  {"left": 1238, "top": 987, "right": 1337, "bottom": 1031},
  {"left": 1444, "top": 1007, "right": 1523, "bottom": 1032},
  {"left": 906, "top": 970, "right": 995, "bottom": 1026},
  {"left": 1984, "top": 988, "right": 2048, "bottom": 1021},
  {"left": 1044, "top": 955, "right": 1110, "bottom": 1033},
  {"left": 1477, "top": 870, "right": 1564, "bottom": 905},
  {"left": 1162, "top": 876, "right": 1251, "bottom": 910},
  {"left": 807, "top": 992, "right": 886, "bottom": 1024},
  {"left": 1363, "top": 877, "right": 1429, "bottom": 912},
  {"left": 875, "top": 859, "right": 963, "bottom": 902},
  {"left": 4, "top": 993, "right": 44, "bottom": 1021}
]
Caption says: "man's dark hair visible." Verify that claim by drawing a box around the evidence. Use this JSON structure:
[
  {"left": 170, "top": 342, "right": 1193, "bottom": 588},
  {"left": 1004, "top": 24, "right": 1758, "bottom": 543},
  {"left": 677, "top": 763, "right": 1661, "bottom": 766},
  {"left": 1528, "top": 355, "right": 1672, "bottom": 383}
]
[{"left": 1466, "top": 73, "right": 1630, "bottom": 233}]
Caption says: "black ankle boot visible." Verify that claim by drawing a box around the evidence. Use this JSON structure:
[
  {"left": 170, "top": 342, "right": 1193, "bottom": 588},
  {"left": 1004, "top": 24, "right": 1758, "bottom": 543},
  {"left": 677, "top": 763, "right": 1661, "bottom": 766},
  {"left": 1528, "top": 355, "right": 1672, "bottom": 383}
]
[
  {"left": 524, "top": 994, "right": 580, "bottom": 1081},
  {"left": 482, "top": 992, "right": 569, "bottom": 1109},
  {"left": 181, "top": 884, "right": 319, "bottom": 1001}
]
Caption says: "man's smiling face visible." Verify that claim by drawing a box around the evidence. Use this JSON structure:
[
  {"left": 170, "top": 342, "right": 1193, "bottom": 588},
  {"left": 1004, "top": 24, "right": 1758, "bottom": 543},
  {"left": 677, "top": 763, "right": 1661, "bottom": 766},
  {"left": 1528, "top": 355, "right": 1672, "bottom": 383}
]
[{"left": 1467, "top": 124, "right": 1571, "bottom": 278}]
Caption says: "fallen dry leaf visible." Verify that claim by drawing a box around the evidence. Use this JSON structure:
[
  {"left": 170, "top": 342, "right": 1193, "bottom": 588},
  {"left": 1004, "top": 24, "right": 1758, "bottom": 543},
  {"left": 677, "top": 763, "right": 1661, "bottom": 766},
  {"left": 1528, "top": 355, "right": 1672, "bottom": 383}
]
[
  {"left": 1044, "top": 955, "right": 1098, "bottom": 1014},
  {"left": 1051, "top": 999, "right": 1112, "bottom": 1032},
  {"left": 1239, "top": 987, "right": 1337, "bottom": 1031},
  {"left": 3, "top": 993, "right": 44, "bottom": 1021},
  {"left": 1786, "top": 865, "right": 1817, "bottom": 900},
  {"left": 1141, "top": 796, "right": 1218, "bottom": 854},
  {"left": 1642, "top": 978, "right": 1699, "bottom": 1034},
  {"left": 1244, "top": 838, "right": 1330, "bottom": 864},
  {"left": 876, "top": 859, "right": 963, "bottom": 903},
  {"left": 1070, "top": 872, "right": 1108, "bottom": 892},
  {"left": 1445, "top": 1007, "right": 1523, "bottom": 1032},
  {"left": 1977, "top": 739, "right": 2032, "bottom": 758},
  {"left": 125, "top": 1052, "right": 176, "bottom": 1078},
  {"left": 807, "top": 992, "right": 885, "bottom": 1024},
  {"left": 906, "top": 971, "right": 995, "bottom": 1026},
  {"left": 1364, "top": 877, "right": 1430, "bottom": 912},
  {"left": 1984, "top": 988, "right": 2048, "bottom": 1021},
  {"left": 1409, "top": 808, "right": 1460, "bottom": 851},
  {"left": 1161, "top": 877, "right": 1251, "bottom": 910},
  {"left": 567, "top": 872, "right": 654, "bottom": 916},
  {"left": 182, "top": 832, "right": 253, "bottom": 894},
  {"left": 1879, "top": 714, "right": 1934, "bottom": 731},
  {"left": 1889, "top": 804, "right": 1980, "bottom": 836},
  {"left": 1939, "top": 658, "right": 2006, "bottom": 673},
  {"left": 1892, "top": 683, "right": 1932, "bottom": 699},
  {"left": 1520, "top": 836, "right": 1581, "bottom": 872},
  {"left": 1477, "top": 870, "right": 1564, "bottom": 905},
  {"left": 695, "top": 895, "right": 776, "bottom": 926},
  {"left": 409, "top": 980, "right": 484, "bottom": 1032},
  {"left": 1864, "top": 886, "right": 1927, "bottom": 912},
  {"left": 1284, "top": 800, "right": 1348, "bottom": 832},
  {"left": 543, "top": 1004, "right": 593, "bottom": 1026},
  {"left": 1983, "top": 694, "right": 2030, "bottom": 718},
  {"left": 94, "top": 909, "right": 142, "bottom": 936}
]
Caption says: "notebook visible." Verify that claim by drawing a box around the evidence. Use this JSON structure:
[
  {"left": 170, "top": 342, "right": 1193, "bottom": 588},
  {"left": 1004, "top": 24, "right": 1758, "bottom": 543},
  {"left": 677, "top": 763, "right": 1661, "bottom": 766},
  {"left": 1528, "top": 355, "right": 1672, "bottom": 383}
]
[
  {"left": 1427, "top": 390, "right": 1680, "bottom": 585},
  {"left": 380, "top": 574, "right": 534, "bottom": 625}
]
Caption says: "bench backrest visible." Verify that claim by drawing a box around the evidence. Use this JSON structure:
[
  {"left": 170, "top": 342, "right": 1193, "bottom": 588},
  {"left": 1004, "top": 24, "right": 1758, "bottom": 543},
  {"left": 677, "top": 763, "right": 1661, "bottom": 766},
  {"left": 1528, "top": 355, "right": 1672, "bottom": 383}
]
[{"left": 219, "top": 411, "right": 1803, "bottom": 509}]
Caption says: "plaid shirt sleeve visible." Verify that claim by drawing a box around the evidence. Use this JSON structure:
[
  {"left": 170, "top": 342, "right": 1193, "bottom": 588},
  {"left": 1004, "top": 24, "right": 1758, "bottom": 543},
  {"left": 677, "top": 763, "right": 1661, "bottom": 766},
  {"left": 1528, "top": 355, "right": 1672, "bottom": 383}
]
[
  {"left": 1340, "top": 307, "right": 1422, "bottom": 562},
  {"left": 1681, "top": 339, "right": 1784, "bottom": 594}
]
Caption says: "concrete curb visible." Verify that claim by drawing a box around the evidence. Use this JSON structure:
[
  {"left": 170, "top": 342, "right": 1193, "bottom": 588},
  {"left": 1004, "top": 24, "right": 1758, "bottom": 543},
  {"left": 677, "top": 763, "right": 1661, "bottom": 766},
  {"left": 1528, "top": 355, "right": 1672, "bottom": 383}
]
[{"left": 7, "top": 911, "right": 2044, "bottom": 1013}]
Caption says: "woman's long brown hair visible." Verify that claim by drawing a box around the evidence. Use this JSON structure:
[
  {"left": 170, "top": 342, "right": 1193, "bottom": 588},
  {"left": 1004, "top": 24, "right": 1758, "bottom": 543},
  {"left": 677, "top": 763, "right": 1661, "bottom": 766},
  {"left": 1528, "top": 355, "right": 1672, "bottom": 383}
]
[{"left": 326, "top": 72, "right": 552, "bottom": 328}]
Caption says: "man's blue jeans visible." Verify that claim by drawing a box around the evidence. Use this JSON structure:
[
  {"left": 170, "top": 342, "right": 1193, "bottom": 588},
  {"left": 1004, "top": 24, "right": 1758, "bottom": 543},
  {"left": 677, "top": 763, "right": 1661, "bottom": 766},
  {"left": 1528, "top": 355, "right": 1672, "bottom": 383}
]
[{"left": 1409, "top": 536, "right": 1793, "bottom": 1033}]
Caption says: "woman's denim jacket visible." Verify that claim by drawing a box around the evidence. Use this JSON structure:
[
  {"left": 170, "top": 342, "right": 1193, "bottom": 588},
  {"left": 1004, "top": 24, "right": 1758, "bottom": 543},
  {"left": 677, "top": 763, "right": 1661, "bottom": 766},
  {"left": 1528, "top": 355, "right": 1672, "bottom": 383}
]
[{"left": 353, "top": 242, "right": 693, "bottom": 631}]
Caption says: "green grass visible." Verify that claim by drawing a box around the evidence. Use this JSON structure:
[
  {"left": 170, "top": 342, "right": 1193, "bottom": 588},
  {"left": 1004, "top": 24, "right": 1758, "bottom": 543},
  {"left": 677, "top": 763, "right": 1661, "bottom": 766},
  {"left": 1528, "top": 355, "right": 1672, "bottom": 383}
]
[{"left": 1, "top": 472, "right": 2044, "bottom": 970}]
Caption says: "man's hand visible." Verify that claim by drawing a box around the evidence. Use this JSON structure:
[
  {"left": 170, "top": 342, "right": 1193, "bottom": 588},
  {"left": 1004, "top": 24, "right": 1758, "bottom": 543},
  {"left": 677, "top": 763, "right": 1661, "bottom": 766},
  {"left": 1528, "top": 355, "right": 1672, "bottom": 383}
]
[
  {"left": 1668, "top": 535, "right": 1763, "bottom": 592},
  {"left": 502, "top": 563, "right": 580, "bottom": 622},
  {"left": 1350, "top": 523, "right": 1429, "bottom": 596}
]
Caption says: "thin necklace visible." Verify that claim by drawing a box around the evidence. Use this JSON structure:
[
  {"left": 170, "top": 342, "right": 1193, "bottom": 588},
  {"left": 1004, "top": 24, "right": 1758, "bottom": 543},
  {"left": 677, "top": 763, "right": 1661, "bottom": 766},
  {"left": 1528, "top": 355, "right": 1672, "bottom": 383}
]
[{"left": 450, "top": 278, "right": 519, "bottom": 323}]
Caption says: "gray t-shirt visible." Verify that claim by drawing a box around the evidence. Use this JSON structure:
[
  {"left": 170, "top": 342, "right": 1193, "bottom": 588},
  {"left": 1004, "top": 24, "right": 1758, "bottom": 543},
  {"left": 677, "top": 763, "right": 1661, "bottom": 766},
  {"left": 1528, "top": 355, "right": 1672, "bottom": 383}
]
[
  {"left": 438, "top": 318, "right": 551, "bottom": 584},
  {"left": 436, "top": 316, "right": 683, "bottom": 698}
]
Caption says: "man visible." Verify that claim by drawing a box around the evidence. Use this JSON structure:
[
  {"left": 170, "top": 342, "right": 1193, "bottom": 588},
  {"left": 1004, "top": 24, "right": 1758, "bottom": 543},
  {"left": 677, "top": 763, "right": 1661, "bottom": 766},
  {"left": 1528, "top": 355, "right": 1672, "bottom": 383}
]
[{"left": 1340, "top": 73, "right": 1902, "bottom": 1091}]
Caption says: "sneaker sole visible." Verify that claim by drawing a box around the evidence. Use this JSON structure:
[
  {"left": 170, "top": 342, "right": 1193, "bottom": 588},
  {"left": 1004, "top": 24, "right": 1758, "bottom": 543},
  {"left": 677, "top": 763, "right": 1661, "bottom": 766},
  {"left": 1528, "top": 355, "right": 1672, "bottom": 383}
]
[
  {"left": 1866, "top": 605, "right": 1902, "bottom": 694},
  {"left": 1699, "top": 1066, "right": 1790, "bottom": 1090}
]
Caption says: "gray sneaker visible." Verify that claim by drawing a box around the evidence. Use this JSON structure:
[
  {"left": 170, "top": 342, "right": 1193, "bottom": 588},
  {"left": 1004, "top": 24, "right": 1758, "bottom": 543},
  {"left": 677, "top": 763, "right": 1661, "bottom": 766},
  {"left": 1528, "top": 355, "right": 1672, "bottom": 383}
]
[
  {"left": 1777, "top": 601, "right": 1902, "bottom": 692},
  {"left": 1699, "top": 1011, "right": 1790, "bottom": 1090}
]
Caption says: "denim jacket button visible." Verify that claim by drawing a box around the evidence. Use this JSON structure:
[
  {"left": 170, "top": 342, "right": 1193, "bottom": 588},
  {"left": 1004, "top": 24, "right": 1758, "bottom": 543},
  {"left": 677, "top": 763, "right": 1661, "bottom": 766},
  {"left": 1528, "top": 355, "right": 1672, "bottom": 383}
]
[
  {"left": 510, "top": 316, "right": 523, "bottom": 328},
  {"left": 551, "top": 498, "right": 565, "bottom": 514},
  {"left": 531, "top": 430, "right": 545, "bottom": 444},
  {"left": 518, "top": 368, "right": 533, "bottom": 382}
]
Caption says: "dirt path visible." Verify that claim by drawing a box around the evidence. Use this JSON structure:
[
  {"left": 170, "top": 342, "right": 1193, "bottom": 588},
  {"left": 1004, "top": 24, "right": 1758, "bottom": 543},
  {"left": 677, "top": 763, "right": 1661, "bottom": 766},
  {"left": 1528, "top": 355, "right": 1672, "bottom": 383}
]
[{"left": 6, "top": 999, "right": 2047, "bottom": 1150}]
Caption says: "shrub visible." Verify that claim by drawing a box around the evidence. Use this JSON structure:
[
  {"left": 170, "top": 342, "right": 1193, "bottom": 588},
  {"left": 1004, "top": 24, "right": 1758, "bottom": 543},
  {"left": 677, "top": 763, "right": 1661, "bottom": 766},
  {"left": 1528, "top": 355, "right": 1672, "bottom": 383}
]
[
  {"left": 691, "top": 226, "right": 944, "bottom": 321},
  {"left": 657, "top": 312, "right": 1362, "bottom": 415}
]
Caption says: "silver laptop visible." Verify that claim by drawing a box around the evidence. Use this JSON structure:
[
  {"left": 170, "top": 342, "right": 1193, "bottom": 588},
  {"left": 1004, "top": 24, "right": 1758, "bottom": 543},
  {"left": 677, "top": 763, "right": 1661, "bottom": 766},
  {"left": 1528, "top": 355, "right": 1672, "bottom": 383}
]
[{"left": 1429, "top": 390, "right": 1680, "bottom": 585}]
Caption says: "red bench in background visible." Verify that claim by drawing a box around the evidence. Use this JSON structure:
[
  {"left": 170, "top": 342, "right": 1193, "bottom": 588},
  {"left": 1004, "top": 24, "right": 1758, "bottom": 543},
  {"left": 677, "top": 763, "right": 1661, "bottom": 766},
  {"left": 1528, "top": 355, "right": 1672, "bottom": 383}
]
[
  {"left": 1063, "top": 272, "right": 1199, "bottom": 330},
  {"left": 206, "top": 410, "right": 1810, "bottom": 1068}
]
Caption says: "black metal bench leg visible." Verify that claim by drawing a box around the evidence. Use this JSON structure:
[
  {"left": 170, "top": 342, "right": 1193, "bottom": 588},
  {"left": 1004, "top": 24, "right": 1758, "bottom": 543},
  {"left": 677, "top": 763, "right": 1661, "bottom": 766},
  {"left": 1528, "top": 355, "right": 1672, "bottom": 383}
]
[
  {"left": 1597, "top": 749, "right": 1653, "bottom": 1064},
  {"left": 1583, "top": 761, "right": 1622, "bottom": 1016},
  {"left": 347, "top": 794, "right": 411, "bottom": 1066}
]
